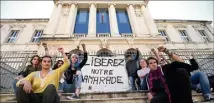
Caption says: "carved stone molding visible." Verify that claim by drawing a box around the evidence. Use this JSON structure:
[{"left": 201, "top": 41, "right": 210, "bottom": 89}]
[
  {"left": 33, "top": 24, "right": 46, "bottom": 30},
  {"left": 9, "top": 23, "right": 26, "bottom": 29},
  {"left": 192, "top": 24, "right": 203, "bottom": 29},
  {"left": 99, "top": 39, "right": 109, "bottom": 49},
  {"left": 108, "top": 4, "right": 116, "bottom": 7},
  {"left": 173, "top": 24, "right": 187, "bottom": 28},
  {"left": 126, "top": 38, "right": 134, "bottom": 48},
  {"left": 61, "top": 7, "right": 69, "bottom": 16},
  {"left": 156, "top": 23, "right": 167, "bottom": 28},
  {"left": 135, "top": 10, "right": 143, "bottom": 17}
]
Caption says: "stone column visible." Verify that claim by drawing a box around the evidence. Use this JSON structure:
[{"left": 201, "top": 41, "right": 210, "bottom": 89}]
[
  {"left": 44, "top": 4, "right": 57, "bottom": 35},
  {"left": 187, "top": 25, "right": 202, "bottom": 42},
  {"left": 88, "top": 3, "right": 96, "bottom": 37},
  {"left": 64, "top": 3, "right": 77, "bottom": 36},
  {"left": 141, "top": 5, "right": 158, "bottom": 36},
  {"left": 108, "top": 4, "right": 119, "bottom": 36},
  {"left": 127, "top": 4, "right": 140, "bottom": 36},
  {"left": 205, "top": 23, "right": 214, "bottom": 34},
  {"left": 45, "top": 3, "right": 62, "bottom": 36}
]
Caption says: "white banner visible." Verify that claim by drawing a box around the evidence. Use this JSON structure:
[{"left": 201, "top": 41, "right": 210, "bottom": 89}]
[{"left": 81, "top": 56, "right": 129, "bottom": 93}]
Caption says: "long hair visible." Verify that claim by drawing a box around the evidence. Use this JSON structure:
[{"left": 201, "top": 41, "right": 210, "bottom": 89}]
[
  {"left": 53, "top": 60, "right": 64, "bottom": 70},
  {"left": 30, "top": 55, "right": 41, "bottom": 65},
  {"left": 138, "top": 58, "right": 148, "bottom": 69}
]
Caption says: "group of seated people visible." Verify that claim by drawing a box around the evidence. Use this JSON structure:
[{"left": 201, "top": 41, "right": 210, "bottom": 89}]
[
  {"left": 12, "top": 43, "right": 87, "bottom": 103},
  {"left": 11, "top": 43, "right": 213, "bottom": 103},
  {"left": 128, "top": 46, "right": 214, "bottom": 103}
]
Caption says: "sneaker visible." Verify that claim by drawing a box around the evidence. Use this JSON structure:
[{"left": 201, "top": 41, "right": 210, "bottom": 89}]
[
  {"left": 196, "top": 88, "right": 202, "bottom": 93},
  {"left": 204, "top": 94, "right": 214, "bottom": 101},
  {"left": 66, "top": 94, "right": 79, "bottom": 100}
]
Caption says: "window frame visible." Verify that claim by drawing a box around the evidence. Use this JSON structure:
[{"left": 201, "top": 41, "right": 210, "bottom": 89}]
[
  {"left": 178, "top": 30, "right": 191, "bottom": 42},
  {"left": 96, "top": 8, "right": 110, "bottom": 34},
  {"left": 198, "top": 30, "right": 210, "bottom": 42},
  {"left": 6, "top": 30, "right": 20, "bottom": 43},
  {"left": 116, "top": 9, "right": 132, "bottom": 34},
  {"left": 31, "top": 30, "right": 43, "bottom": 43},
  {"left": 74, "top": 9, "right": 89, "bottom": 34},
  {"left": 158, "top": 30, "right": 170, "bottom": 42}
]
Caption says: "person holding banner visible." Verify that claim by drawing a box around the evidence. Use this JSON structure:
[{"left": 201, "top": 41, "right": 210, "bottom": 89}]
[
  {"left": 126, "top": 48, "right": 139, "bottom": 90},
  {"left": 142, "top": 46, "right": 195, "bottom": 103},
  {"left": 65, "top": 43, "right": 88, "bottom": 100},
  {"left": 15, "top": 47, "right": 70, "bottom": 103}
]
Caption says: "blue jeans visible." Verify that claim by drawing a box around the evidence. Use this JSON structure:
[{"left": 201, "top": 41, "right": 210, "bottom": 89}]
[
  {"left": 58, "top": 82, "right": 64, "bottom": 91},
  {"left": 74, "top": 74, "right": 83, "bottom": 89},
  {"left": 129, "top": 76, "right": 136, "bottom": 90},
  {"left": 12, "top": 79, "right": 18, "bottom": 94},
  {"left": 191, "top": 71, "right": 211, "bottom": 95},
  {"left": 63, "top": 81, "right": 75, "bottom": 93}
]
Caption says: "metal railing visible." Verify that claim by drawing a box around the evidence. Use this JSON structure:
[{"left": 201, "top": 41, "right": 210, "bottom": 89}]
[{"left": 0, "top": 50, "right": 213, "bottom": 93}]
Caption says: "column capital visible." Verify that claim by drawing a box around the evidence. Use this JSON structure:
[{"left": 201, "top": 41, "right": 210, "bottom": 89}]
[
  {"left": 139, "top": 3, "right": 146, "bottom": 7},
  {"left": 69, "top": 2, "right": 78, "bottom": 6},
  {"left": 89, "top": 3, "right": 97, "bottom": 7},
  {"left": 108, "top": 4, "right": 116, "bottom": 6},
  {"left": 127, "top": 4, "right": 135, "bottom": 6},
  {"left": 62, "top": 3, "right": 70, "bottom": 7},
  {"left": 108, "top": 4, "right": 117, "bottom": 8},
  {"left": 56, "top": 2, "right": 62, "bottom": 6}
]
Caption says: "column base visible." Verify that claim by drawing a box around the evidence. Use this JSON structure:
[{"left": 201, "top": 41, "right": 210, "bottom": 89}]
[
  {"left": 87, "top": 34, "right": 96, "bottom": 37},
  {"left": 54, "top": 34, "right": 70, "bottom": 38},
  {"left": 112, "top": 34, "right": 122, "bottom": 37}
]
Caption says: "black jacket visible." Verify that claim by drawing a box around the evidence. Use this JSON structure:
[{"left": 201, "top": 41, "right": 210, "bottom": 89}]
[
  {"left": 142, "top": 61, "right": 198, "bottom": 103},
  {"left": 126, "top": 50, "right": 139, "bottom": 77},
  {"left": 18, "top": 65, "right": 41, "bottom": 77},
  {"left": 64, "top": 52, "right": 88, "bottom": 84}
]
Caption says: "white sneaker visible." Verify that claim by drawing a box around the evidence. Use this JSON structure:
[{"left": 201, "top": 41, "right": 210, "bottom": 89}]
[
  {"left": 66, "top": 94, "right": 80, "bottom": 100},
  {"left": 66, "top": 96, "right": 74, "bottom": 100}
]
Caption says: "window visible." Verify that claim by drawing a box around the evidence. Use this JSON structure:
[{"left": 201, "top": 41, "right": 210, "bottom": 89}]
[
  {"left": 158, "top": 30, "right": 169, "bottom": 41},
  {"left": 96, "top": 9, "right": 110, "bottom": 33},
  {"left": 198, "top": 30, "right": 210, "bottom": 42},
  {"left": 116, "top": 9, "right": 132, "bottom": 34},
  {"left": 32, "top": 30, "right": 43, "bottom": 42},
  {"left": 178, "top": 30, "right": 190, "bottom": 42},
  {"left": 74, "top": 9, "right": 89, "bottom": 34},
  {"left": 7, "top": 30, "right": 19, "bottom": 43},
  {"left": 96, "top": 48, "right": 113, "bottom": 57}
]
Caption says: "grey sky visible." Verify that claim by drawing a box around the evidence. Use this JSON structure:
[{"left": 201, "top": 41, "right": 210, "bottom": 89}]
[{"left": 1, "top": 1, "right": 213, "bottom": 25}]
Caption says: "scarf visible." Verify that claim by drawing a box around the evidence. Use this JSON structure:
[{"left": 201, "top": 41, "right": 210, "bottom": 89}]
[{"left": 148, "top": 66, "right": 171, "bottom": 103}]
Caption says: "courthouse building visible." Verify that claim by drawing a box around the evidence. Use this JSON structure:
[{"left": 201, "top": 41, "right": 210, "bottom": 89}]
[{"left": 0, "top": 0, "right": 214, "bottom": 73}]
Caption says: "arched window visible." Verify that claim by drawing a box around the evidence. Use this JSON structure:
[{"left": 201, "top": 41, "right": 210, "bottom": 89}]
[
  {"left": 68, "top": 49, "right": 84, "bottom": 62},
  {"left": 96, "top": 48, "right": 113, "bottom": 57},
  {"left": 124, "top": 48, "right": 141, "bottom": 61}
]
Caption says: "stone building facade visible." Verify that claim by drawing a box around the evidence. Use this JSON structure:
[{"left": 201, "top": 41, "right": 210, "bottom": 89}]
[{"left": 1, "top": 0, "right": 213, "bottom": 56}]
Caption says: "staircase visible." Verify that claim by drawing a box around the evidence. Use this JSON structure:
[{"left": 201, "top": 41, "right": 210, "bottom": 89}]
[
  {"left": 0, "top": 61, "right": 18, "bottom": 93},
  {"left": 1, "top": 91, "right": 213, "bottom": 103}
]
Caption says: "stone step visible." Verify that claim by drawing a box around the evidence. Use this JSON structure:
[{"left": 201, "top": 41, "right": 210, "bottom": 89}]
[
  {"left": 0, "top": 97, "right": 148, "bottom": 103},
  {"left": 1, "top": 91, "right": 213, "bottom": 103},
  {"left": 0, "top": 91, "right": 146, "bottom": 102}
]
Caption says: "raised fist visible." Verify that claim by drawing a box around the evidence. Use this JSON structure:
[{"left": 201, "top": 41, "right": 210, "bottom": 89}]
[
  {"left": 58, "top": 48, "right": 64, "bottom": 53},
  {"left": 42, "top": 42, "right": 48, "bottom": 48},
  {"left": 81, "top": 43, "right": 86, "bottom": 48},
  {"left": 157, "top": 46, "right": 166, "bottom": 52}
]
